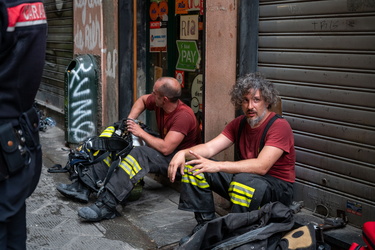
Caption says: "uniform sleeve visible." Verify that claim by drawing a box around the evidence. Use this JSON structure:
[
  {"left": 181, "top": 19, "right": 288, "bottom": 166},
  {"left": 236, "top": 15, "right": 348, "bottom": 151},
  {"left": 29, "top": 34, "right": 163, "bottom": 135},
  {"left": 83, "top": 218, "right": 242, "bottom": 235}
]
[{"left": 0, "top": 0, "right": 8, "bottom": 47}]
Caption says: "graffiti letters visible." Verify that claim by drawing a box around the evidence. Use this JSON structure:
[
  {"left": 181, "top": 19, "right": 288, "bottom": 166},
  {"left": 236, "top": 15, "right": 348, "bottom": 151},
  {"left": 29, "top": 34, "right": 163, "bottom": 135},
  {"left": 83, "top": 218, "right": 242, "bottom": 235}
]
[
  {"left": 68, "top": 62, "right": 96, "bottom": 142},
  {"left": 106, "top": 49, "right": 118, "bottom": 79},
  {"left": 74, "top": 0, "right": 102, "bottom": 51},
  {"left": 312, "top": 19, "right": 357, "bottom": 31}
]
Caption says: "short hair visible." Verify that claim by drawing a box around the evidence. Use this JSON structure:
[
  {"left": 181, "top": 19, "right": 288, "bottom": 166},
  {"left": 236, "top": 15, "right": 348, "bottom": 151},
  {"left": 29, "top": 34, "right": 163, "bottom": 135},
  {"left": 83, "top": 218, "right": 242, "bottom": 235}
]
[
  {"left": 230, "top": 72, "right": 279, "bottom": 110},
  {"left": 157, "top": 77, "right": 181, "bottom": 103}
]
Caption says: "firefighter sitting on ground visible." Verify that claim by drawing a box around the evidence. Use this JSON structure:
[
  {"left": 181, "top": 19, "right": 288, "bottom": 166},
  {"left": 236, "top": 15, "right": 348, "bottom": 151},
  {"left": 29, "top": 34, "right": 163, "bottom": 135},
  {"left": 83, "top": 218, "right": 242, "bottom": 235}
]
[
  {"left": 56, "top": 76, "right": 201, "bottom": 222},
  {"left": 168, "top": 72, "right": 296, "bottom": 244}
]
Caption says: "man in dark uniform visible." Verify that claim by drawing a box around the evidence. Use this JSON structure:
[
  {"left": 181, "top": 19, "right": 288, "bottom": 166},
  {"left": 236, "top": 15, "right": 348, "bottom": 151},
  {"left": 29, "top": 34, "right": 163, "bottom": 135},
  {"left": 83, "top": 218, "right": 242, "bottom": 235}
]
[{"left": 0, "top": 0, "right": 47, "bottom": 248}]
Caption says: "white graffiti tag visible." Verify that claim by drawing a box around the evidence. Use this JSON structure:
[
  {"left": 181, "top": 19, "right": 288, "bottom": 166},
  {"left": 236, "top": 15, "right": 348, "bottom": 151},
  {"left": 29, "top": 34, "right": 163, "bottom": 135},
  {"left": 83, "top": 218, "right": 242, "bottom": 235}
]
[
  {"left": 106, "top": 49, "right": 118, "bottom": 78},
  {"left": 68, "top": 62, "right": 96, "bottom": 142}
]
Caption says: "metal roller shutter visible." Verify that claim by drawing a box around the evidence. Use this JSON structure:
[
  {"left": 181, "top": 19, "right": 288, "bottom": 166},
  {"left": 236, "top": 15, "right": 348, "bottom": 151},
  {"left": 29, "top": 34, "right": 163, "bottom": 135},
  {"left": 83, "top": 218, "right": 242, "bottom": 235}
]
[
  {"left": 37, "top": 0, "right": 73, "bottom": 117},
  {"left": 258, "top": 0, "right": 375, "bottom": 227}
]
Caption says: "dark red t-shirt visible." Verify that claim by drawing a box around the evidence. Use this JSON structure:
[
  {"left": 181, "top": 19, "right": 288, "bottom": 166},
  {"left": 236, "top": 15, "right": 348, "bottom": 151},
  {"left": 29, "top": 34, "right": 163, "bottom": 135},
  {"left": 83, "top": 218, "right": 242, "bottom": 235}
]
[
  {"left": 222, "top": 112, "right": 295, "bottom": 183},
  {"left": 145, "top": 95, "right": 200, "bottom": 151}
]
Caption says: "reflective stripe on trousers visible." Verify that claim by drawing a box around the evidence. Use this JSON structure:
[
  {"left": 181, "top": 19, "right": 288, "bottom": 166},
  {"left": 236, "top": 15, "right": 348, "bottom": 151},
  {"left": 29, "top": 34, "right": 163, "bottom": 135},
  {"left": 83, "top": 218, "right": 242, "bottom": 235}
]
[
  {"left": 118, "top": 154, "right": 142, "bottom": 179},
  {"left": 181, "top": 165, "right": 210, "bottom": 189},
  {"left": 229, "top": 181, "right": 255, "bottom": 208},
  {"left": 105, "top": 146, "right": 176, "bottom": 202}
]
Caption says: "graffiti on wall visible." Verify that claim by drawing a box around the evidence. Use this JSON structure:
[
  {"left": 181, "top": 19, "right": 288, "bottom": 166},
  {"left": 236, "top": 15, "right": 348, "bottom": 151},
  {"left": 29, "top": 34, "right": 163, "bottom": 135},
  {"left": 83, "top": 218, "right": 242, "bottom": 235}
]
[
  {"left": 74, "top": 0, "right": 102, "bottom": 52},
  {"left": 105, "top": 49, "right": 118, "bottom": 79},
  {"left": 67, "top": 57, "right": 97, "bottom": 143}
]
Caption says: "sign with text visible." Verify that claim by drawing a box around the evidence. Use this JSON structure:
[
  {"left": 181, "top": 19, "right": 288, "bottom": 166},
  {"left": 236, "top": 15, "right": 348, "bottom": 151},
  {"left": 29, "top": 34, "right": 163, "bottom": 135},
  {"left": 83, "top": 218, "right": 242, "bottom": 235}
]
[
  {"left": 150, "top": 27, "right": 167, "bottom": 52},
  {"left": 176, "top": 40, "right": 200, "bottom": 71},
  {"left": 190, "top": 74, "right": 203, "bottom": 113},
  {"left": 176, "top": 0, "right": 204, "bottom": 14},
  {"left": 180, "top": 15, "right": 198, "bottom": 40}
]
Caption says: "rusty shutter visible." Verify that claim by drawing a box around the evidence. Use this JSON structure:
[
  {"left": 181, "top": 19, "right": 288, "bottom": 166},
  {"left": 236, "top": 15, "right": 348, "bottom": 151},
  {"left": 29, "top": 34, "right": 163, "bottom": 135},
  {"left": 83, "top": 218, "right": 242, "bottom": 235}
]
[
  {"left": 258, "top": 0, "right": 375, "bottom": 227},
  {"left": 37, "top": 0, "right": 73, "bottom": 118}
]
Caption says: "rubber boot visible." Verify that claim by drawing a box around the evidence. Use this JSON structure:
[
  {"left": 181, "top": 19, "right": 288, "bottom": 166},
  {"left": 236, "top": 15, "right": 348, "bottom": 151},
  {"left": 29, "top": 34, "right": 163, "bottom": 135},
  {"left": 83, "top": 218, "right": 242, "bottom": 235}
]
[
  {"left": 78, "top": 189, "right": 120, "bottom": 222},
  {"left": 179, "top": 212, "right": 216, "bottom": 246},
  {"left": 56, "top": 179, "right": 91, "bottom": 203}
]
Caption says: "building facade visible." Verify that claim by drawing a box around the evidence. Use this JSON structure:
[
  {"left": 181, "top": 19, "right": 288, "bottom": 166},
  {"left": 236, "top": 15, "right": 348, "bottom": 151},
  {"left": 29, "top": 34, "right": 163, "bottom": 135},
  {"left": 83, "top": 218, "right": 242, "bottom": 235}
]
[{"left": 36, "top": 0, "right": 375, "bottom": 228}]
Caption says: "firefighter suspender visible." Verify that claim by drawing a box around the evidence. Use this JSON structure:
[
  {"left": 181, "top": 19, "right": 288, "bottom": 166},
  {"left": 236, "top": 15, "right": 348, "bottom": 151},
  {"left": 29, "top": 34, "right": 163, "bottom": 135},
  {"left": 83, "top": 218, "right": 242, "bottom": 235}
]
[{"left": 235, "top": 114, "right": 282, "bottom": 160}]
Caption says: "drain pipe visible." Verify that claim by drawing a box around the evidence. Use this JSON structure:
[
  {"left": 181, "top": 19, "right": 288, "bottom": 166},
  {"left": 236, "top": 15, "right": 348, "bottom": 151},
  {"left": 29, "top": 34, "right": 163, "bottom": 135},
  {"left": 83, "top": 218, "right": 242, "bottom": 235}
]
[{"left": 133, "top": 0, "right": 137, "bottom": 103}]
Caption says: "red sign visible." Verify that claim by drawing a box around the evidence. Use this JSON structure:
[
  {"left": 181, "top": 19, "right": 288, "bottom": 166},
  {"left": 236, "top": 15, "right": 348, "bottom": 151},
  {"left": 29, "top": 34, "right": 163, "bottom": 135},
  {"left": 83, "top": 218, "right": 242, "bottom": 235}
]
[
  {"left": 150, "top": 21, "right": 161, "bottom": 29},
  {"left": 175, "top": 70, "right": 185, "bottom": 88}
]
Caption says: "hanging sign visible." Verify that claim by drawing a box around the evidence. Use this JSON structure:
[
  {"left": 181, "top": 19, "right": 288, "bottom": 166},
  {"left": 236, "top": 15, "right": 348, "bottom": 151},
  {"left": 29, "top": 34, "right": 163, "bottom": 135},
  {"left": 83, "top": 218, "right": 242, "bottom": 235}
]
[
  {"left": 176, "top": 0, "right": 204, "bottom": 14},
  {"left": 176, "top": 0, "right": 188, "bottom": 14},
  {"left": 180, "top": 15, "right": 198, "bottom": 40},
  {"left": 187, "top": 0, "right": 201, "bottom": 12},
  {"left": 190, "top": 74, "right": 203, "bottom": 113},
  {"left": 176, "top": 40, "right": 200, "bottom": 71},
  {"left": 175, "top": 70, "right": 185, "bottom": 88},
  {"left": 150, "top": 25, "right": 167, "bottom": 52}
]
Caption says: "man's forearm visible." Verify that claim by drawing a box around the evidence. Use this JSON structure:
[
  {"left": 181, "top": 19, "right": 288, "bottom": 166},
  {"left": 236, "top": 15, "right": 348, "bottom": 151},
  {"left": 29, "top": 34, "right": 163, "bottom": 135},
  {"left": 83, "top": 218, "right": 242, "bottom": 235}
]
[
  {"left": 183, "top": 144, "right": 214, "bottom": 160},
  {"left": 139, "top": 131, "right": 171, "bottom": 155},
  {"left": 128, "top": 95, "right": 149, "bottom": 119}
]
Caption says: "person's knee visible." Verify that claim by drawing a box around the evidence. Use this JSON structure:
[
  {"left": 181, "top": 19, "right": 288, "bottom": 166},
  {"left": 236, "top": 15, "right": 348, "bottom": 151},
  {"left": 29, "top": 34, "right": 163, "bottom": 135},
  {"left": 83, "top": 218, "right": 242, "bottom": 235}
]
[{"left": 229, "top": 174, "right": 270, "bottom": 211}]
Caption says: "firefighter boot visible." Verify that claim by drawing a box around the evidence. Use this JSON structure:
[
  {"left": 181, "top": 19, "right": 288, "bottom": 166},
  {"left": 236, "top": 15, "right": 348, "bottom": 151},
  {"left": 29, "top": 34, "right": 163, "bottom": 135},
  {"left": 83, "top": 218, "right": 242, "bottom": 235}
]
[
  {"left": 179, "top": 212, "right": 216, "bottom": 246},
  {"left": 78, "top": 189, "right": 120, "bottom": 222},
  {"left": 56, "top": 179, "right": 91, "bottom": 203}
]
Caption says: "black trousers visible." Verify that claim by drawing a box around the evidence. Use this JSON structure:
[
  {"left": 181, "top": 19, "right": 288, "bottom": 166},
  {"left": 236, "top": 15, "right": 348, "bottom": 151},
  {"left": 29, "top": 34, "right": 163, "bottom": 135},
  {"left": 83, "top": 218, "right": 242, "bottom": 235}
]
[
  {"left": 0, "top": 141, "right": 42, "bottom": 249},
  {"left": 0, "top": 204, "right": 27, "bottom": 250},
  {"left": 179, "top": 168, "right": 294, "bottom": 213},
  {"left": 80, "top": 146, "right": 179, "bottom": 202}
]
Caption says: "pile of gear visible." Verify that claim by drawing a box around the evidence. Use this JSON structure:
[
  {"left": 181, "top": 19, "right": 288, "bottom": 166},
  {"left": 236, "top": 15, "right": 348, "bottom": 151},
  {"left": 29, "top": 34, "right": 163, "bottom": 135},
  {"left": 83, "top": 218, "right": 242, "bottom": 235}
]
[{"left": 48, "top": 118, "right": 155, "bottom": 201}]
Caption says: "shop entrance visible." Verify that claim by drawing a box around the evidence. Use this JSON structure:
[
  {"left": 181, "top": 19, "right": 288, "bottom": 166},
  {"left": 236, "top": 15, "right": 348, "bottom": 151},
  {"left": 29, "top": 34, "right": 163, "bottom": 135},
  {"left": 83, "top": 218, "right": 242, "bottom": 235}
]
[{"left": 146, "top": 0, "right": 205, "bottom": 135}]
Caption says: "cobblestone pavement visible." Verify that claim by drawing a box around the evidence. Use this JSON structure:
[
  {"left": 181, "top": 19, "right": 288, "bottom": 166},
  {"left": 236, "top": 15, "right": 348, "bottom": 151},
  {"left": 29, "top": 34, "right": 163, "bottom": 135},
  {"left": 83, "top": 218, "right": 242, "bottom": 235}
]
[{"left": 26, "top": 126, "right": 195, "bottom": 250}]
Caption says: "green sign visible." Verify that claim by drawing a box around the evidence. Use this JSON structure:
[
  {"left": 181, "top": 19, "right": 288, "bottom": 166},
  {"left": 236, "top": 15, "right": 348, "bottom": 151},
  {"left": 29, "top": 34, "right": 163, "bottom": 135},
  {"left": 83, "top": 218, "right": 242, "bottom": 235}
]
[{"left": 176, "top": 40, "right": 200, "bottom": 72}]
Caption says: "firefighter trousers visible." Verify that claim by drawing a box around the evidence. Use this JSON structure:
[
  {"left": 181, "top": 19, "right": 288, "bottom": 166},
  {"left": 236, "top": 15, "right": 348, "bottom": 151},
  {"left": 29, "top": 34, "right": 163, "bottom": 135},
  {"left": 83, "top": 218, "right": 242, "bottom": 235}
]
[
  {"left": 80, "top": 146, "right": 177, "bottom": 203},
  {"left": 178, "top": 165, "right": 294, "bottom": 213}
]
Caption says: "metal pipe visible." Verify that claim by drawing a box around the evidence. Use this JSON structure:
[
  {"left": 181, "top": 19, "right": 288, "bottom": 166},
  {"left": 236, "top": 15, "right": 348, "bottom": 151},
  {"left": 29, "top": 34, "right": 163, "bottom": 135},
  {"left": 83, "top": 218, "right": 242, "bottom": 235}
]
[{"left": 133, "top": 0, "right": 137, "bottom": 103}]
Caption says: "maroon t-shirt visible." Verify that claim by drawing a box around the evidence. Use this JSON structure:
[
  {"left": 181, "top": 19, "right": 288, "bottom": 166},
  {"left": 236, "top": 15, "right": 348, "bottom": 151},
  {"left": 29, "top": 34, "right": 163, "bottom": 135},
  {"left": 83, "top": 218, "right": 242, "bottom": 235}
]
[
  {"left": 222, "top": 112, "right": 295, "bottom": 183},
  {"left": 145, "top": 95, "right": 200, "bottom": 151}
]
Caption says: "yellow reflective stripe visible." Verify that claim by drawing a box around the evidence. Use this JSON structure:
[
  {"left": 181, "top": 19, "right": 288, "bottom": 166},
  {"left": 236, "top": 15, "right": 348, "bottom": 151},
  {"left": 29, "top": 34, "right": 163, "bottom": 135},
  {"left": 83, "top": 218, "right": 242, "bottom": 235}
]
[
  {"left": 181, "top": 165, "right": 210, "bottom": 189},
  {"left": 103, "top": 156, "right": 111, "bottom": 167},
  {"left": 118, "top": 154, "right": 142, "bottom": 179},
  {"left": 229, "top": 182, "right": 255, "bottom": 198},
  {"left": 89, "top": 126, "right": 115, "bottom": 157},
  {"left": 230, "top": 195, "right": 251, "bottom": 207},
  {"left": 228, "top": 181, "right": 255, "bottom": 207},
  {"left": 99, "top": 126, "right": 115, "bottom": 137}
]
